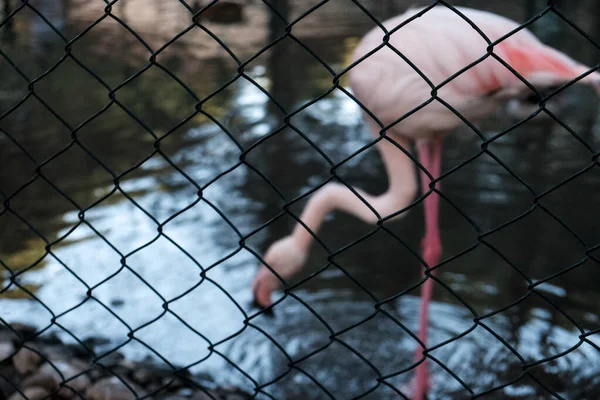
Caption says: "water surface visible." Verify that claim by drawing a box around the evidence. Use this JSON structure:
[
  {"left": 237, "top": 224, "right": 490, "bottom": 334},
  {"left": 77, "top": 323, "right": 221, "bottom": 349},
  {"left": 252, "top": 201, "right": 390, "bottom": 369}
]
[{"left": 1, "top": 1, "right": 600, "bottom": 399}]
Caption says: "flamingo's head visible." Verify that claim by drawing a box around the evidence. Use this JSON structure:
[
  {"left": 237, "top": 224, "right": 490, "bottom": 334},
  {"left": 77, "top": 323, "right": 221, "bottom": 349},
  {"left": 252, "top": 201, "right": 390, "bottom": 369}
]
[
  {"left": 525, "top": 70, "right": 600, "bottom": 101},
  {"left": 501, "top": 70, "right": 599, "bottom": 120},
  {"left": 252, "top": 236, "right": 308, "bottom": 311}
]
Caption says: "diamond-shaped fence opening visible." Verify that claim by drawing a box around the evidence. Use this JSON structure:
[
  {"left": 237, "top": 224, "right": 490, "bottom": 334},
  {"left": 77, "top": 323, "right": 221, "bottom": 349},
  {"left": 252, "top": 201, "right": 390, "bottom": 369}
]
[{"left": 1, "top": 0, "right": 600, "bottom": 399}]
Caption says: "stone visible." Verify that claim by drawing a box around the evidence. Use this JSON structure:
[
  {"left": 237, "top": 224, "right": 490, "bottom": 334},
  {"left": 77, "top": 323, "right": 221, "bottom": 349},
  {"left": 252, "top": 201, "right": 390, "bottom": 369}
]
[
  {"left": 117, "top": 358, "right": 136, "bottom": 370},
  {"left": 82, "top": 336, "right": 111, "bottom": 350},
  {"left": 218, "top": 388, "right": 249, "bottom": 400},
  {"left": 40, "top": 344, "right": 75, "bottom": 363},
  {"left": 0, "top": 363, "right": 20, "bottom": 398},
  {"left": 86, "top": 376, "right": 143, "bottom": 400},
  {"left": 0, "top": 325, "right": 251, "bottom": 400},
  {"left": 190, "top": 392, "right": 213, "bottom": 400},
  {"left": 12, "top": 346, "right": 42, "bottom": 375},
  {"left": 0, "top": 341, "right": 15, "bottom": 362},
  {"left": 88, "top": 364, "right": 111, "bottom": 382},
  {"left": 8, "top": 324, "right": 37, "bottom": 340},
  {"left": 222, "top": 393, "right": 248, "bottom": 400},
  {"left": 0, "top": 328, "right": 18, "bottom": 345},
  {"left": 94, "top": 352, "right": 124, "bottom": 371},
  {"left": 133, "top": 364, "right": 173, "bottom": 385},
  {"left": 161, "top": 375, "right": 186, "bottom": 390},
  {"left": 192, "top": 389, "right": 239, "bottom": 400},
  {"left": 21, "top": 359, "right": 90, "bottom": 398},
  {"left": 58, "top": 360, "right": 92, "bottom": 399},
  {"left": 110, "top": 298, "right": 125, "bottom": 307},
  {"left": 7, "top": 387, "right": 49, "bottom": 400},
  {"left": 177, "top": 388, "right": 194, "bottom": 397},
  {"left": 198, "top": 1, "right": 243, "bottom": 24}
]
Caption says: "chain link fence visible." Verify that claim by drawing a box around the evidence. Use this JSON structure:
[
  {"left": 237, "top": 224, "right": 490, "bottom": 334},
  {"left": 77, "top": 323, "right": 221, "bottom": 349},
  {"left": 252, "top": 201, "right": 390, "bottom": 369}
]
[{"left": 1, "top": 0, "right": 600, "bottom": 399}]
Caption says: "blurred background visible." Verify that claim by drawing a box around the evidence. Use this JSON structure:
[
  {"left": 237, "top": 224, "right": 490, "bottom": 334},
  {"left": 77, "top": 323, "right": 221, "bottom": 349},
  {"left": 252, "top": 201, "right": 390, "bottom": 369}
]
[{"left": 1, "top": 0, "right": 600, "bottom": 398}]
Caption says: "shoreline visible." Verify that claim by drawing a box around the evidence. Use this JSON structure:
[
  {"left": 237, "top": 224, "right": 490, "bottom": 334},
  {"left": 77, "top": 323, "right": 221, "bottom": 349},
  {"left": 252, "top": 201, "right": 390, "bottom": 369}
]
[{"left": 0, "top": 323, "right": 250, "bottom": 400}]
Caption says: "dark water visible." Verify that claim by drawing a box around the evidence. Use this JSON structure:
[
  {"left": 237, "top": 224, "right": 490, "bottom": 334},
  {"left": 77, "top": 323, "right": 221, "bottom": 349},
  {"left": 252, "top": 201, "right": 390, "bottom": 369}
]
[{"left": 1, "top": 1, "right": 600, "bottom": 399}]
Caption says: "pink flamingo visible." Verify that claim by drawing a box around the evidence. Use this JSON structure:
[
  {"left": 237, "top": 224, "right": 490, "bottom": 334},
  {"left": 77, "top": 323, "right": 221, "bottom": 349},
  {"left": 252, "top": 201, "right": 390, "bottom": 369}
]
[{"left": 252, "top": 6, "right": 599, "bottom": 399}]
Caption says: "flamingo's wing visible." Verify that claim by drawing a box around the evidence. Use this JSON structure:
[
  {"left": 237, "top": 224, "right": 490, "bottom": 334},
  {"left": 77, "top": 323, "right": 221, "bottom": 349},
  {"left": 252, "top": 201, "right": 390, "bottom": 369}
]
[{"left": 499, "top": 42, "right": 596, "bottom": 83}]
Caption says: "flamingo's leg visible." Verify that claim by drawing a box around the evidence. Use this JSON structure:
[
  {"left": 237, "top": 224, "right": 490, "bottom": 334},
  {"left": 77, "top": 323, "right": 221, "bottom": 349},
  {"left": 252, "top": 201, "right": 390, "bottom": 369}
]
[{"left": 413, "top": 139, "right": 443, "bottom": 400}]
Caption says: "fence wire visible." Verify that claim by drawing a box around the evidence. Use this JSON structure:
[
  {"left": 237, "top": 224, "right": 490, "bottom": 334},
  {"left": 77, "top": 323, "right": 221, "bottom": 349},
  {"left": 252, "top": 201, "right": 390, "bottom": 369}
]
[{"left": 0, "top": 0, "right": 599, "bottom": 399}]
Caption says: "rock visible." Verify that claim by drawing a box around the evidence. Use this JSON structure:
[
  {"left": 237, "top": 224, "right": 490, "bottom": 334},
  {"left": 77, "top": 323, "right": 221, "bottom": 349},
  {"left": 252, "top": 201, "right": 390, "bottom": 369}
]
[
  {"left": 7, "top": 387, "right": 49, "bottom": 400},
  {"left": 177, "top": 388, "right": 194, "bottom": 397},
  {"left": 163, "top": 392, "right": 194, "bottom": 400},
  {"left": 197, "top": 1, "right": 243, "bottom": 24},
  {"left": 88, "top": 364, "right": 111, "bottom": 382},
  {"left": 0, "top": 328, "right": 18, "bottom": 345},
  {"left": 40, "top": 344, "right": 75, "bottom": 363},
  {"left": 0, "top": 363, "right": 20, "bottom": 397},
  {"left": 132, "top": 364, "right": 173, "bottom": 385},
  {"left": 110, "top": 298, "right": 125, "bottom": 307},
  {"left": 82, "top": 336, "right": 111, "bottom": 350},
  {"left": 192, "top": 390, "right": 239, "bottom": 400},
  {"left": 0, "top": 341, "right": 15, "bottom": 361},
  {"left": 36, "top": 333, "right": 62, "bottom": 346},
  {"left": 21, "top": 362, "right": 60, "bottom": 389},
  {"left": 225, "top": 393, "right": 248, "bottom": 400},
  {"left": 8, "top": 324, "right": 37, "bottom": 340},
  {"left": 21, "top": 360, "right": 90, "bottom": 398},
  {"left": 65, "top": 343, "right": 94, "bottom": 361},
  {"left": 40, "top": 342, "right": 92, "bottom": 366},
  {"left": 86, "top": 376, "right": 143, "bottom": 400},
  {"left": 191, "top": 390, "right": 250, "bottom": 400},
  {"left": 190, "top": 387, "right": 251, "bottom": 400},
  {"left": 12, "top": 346, "right": 42, "bottom": 375},
  {"left": 0, "top": 327, "right": 251, "bottom": 400},
  {"left": 218, "top": 389, "right": 249, "bottom": 400},
  {"left": 106, "top": 358, "right": 137, "bottom": 379},
  {"left": 117, "top": 358, "right": 136, "bottom": 370},
  {"left": 100, "top": 352, "right": 124, "bottom": 367},
  {"left": 222, "top": 393, "right": 248, "bottom": 400},
  {"left": 161, "top": 375, "right": 186, "bottom": 391},
  {"left": 191, "top": 392, "right": 213, "bottom": 400}
]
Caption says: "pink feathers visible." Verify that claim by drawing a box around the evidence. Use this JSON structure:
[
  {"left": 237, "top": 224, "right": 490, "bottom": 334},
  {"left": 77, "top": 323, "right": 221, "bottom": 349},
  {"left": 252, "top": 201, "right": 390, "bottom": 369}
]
[
  {"left": 348, "top": 6, "right": 598, "bottom": 138},
  {"left": 500, "top": 43, "right": 574, "bottom": 78}
]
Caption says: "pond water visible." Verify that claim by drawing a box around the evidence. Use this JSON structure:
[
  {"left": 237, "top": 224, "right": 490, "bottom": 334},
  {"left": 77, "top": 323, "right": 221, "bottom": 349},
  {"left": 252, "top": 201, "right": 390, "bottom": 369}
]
[{"left": 1, "top": 1, "right": 600, "bottom": 399}]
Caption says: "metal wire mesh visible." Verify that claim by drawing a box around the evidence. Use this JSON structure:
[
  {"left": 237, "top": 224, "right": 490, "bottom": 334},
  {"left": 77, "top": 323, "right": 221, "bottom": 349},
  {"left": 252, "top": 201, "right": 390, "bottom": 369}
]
[{"left": 0, "top": 0, "right": 599, "bottom": 399}]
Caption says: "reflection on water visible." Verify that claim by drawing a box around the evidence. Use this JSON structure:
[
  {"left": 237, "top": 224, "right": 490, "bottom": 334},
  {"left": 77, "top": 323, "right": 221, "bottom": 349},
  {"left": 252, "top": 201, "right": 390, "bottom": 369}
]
[{"left": 1, "top": 0, "right": 600, "bottom": 398}]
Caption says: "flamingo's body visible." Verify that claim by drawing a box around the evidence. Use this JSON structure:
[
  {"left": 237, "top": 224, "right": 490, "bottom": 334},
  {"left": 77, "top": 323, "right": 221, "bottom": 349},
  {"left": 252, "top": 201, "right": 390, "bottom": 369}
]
[
  {"left": 252, "top": 6, "right": 599, "bottom": 399},
  {"left": 351, "top": 6, "right": 597, "bottom": 139}
]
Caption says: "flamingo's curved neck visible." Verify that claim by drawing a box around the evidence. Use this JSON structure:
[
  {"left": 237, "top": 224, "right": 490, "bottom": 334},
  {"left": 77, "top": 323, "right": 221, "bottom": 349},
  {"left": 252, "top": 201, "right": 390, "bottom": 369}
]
[{"left": 290, "top": 135, "right": 418, "bottom": 251}]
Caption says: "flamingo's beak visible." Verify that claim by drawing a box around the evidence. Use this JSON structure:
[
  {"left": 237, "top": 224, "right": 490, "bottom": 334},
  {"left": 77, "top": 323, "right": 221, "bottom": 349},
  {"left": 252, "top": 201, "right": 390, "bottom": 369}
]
[{"left": 251, "top": 267, "right": 280, "bottom": 316}]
